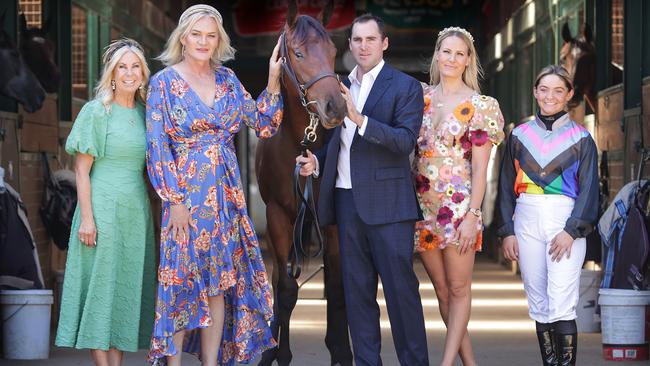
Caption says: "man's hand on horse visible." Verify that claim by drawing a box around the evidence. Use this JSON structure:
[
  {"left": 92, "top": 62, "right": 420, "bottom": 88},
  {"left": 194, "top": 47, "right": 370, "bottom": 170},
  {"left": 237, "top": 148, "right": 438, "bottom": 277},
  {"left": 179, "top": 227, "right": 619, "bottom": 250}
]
[
  {"left": 267, "top": 37, "right": 283, "bottom": 94},
  {"left": 340, "top": 82, "right": 364, "bottom": 127},
  {"left": 296, "top": 150, "right": 317, "bottom": 177}
]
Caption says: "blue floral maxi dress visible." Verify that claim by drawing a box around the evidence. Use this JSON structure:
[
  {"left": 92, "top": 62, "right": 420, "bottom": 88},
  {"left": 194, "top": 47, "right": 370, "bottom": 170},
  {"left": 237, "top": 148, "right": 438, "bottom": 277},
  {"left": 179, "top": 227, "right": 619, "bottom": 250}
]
[{"left": 145, "top": 66, "right": 282, "bottom": 365}]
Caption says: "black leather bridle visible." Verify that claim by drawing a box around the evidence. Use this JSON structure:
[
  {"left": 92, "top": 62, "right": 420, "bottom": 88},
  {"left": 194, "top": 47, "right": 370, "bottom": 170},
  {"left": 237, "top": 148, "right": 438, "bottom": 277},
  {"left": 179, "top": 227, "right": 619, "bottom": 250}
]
[{"left": 280, "top": 31, "right": 338, "bottom": 279}]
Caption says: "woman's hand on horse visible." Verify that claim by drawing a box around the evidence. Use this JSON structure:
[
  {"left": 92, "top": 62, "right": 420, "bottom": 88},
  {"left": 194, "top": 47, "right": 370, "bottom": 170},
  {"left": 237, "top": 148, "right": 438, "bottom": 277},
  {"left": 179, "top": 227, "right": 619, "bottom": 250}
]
[
  {"left": 502, "top": 235, "right": 519, "bottom": 261},
  {"left": 339, "top": 82, "right": 364, "bottom": 126},
  {"left": 267, "top": 37, "right": 283, "bottom": 94},
  {"left": 296, "top": 149, "right": 317, "bottom": 177},
  {"left": 549, "top": 230, "right": 574, "bottom": 262},
  {"left": 168, "top": 204, "right": 192, "bottom": 245},
  {"left": 78, "top": 217, "right": 97, "bottom": 247}
]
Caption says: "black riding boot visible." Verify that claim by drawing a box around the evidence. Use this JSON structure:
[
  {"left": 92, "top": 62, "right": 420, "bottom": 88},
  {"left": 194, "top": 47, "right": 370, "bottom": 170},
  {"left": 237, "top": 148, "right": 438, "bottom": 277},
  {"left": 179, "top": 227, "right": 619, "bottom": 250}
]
[
  {"left": 554, "top": 320, "right": 578, "bottom": 366},
  {"left": 535, "top": 322, "right": 558, "bottom": 366}
]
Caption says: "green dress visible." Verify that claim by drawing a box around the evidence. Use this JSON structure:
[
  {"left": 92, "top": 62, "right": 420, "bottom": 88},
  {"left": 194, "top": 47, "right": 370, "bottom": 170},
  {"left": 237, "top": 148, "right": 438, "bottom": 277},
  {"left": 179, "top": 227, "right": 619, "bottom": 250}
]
[{"left": 55, "top": 100, "right": 156, "bottom": 351}]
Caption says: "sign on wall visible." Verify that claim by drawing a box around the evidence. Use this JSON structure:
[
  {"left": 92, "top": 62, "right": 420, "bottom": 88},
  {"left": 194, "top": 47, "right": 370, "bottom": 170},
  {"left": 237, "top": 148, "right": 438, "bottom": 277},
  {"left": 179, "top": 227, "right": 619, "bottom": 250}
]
[{"left": 233, "top": 0, "right": 356, "bottom": 36}]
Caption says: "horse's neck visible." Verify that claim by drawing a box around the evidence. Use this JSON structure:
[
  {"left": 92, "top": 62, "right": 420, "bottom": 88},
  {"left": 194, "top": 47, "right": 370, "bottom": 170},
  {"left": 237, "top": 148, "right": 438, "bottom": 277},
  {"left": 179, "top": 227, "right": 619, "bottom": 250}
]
[{"left": 281, "top": 89, "right": 313, "bottom": 144}]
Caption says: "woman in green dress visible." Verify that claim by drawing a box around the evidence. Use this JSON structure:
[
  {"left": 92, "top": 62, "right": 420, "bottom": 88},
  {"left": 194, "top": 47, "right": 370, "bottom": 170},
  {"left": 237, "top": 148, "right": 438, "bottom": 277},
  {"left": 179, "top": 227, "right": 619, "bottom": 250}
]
[{"left": 55, "top": 38, "right": 156, "bottom": 366}]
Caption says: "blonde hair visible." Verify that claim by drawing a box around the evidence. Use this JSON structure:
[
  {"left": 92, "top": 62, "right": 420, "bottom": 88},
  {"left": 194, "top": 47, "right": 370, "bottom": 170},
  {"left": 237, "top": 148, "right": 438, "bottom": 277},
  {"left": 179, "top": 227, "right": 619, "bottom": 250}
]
[
  {"left": 429, "top": 28, "right": 482, "bottom": 92},
  {"left": 94, "top": 38, "right": 150, "bottom": 111},
  {"left": 158, "top": 4, "right": 235, "bottom": 67},
  {"left": 534, "top": 65, "right": 574, "bottom": 91}
]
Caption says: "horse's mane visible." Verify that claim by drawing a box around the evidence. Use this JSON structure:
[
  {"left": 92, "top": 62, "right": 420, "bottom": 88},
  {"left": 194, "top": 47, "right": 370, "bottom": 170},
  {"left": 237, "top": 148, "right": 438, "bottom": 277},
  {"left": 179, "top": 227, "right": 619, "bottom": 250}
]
[{"left": 286, "top": 15, "right": 329, "bottom": 46}]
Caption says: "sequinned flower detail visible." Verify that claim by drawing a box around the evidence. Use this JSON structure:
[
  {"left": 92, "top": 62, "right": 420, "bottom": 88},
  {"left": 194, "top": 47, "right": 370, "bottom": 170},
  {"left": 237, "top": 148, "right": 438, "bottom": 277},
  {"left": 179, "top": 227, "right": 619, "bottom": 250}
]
[
  {"left": 415, "top": 174, "right": 431, "bottom": 193},
  {"left": 470, "top": 129, "right": 489, "bottom": 146},
  {"left": 459, "top": 130, "right": 472, "bottom": 151},
  {"left": 454, "top": 101, "right": 475, "bottom": 123},
  {"left": 439, "top": 165, "right": 453, "bottom": 180},
  {"left": 451, "top": 192, "right": 465, "bottom": 203},
  {"left": 418, "top": 228, "right": 439, "bottom": 251},
  {"left": 426, "top": 164, "right": 439, "bottom": 179},
  {"left": 437, "top": 206, "right": 454, "bottom": 226},
  {"left": 448, "top": 120, "right": 462, "bottom": 135},
  {"left": 446, "top": 185, "right": 456, "bottom": 196}
]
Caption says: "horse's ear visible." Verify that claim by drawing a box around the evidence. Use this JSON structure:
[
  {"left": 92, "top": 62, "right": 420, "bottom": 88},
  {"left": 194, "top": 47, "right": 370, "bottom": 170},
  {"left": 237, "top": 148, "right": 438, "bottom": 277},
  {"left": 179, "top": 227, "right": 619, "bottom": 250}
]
[
  {"left": 582, "top": 23, "right": 593, "bottom": 44},
  {"left": 318, "top": 0, "right": 334, "bottom": 27},
  {"left": 287, "top": 0, "right": 298, "bottom": 28},
  {"left": 561, "top": 23, "right": 572, "bottom": 43}
]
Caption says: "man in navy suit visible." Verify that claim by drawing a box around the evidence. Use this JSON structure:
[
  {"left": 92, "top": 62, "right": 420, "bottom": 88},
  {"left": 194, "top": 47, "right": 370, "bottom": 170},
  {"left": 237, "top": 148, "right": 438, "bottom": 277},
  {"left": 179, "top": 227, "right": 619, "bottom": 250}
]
[{"left": 297, "top": 14, "right": 429, "bottom": 366}]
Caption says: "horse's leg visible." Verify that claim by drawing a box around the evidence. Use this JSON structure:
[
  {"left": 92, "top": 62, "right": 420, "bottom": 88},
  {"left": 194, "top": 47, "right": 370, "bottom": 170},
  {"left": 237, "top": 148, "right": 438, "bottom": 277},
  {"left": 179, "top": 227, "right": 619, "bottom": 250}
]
[
  {"left": 258, "top": 203, "right": 298, "bottom": 366},
  {"left": 323, "top": 225, "right": 353, "bottom": 366}
]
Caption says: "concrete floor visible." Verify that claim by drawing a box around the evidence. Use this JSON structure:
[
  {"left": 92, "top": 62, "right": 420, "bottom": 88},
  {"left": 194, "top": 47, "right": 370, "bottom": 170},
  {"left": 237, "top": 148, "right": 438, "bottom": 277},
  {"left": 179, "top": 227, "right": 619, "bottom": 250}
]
[{"left": 0, "top": 257, "right": 642, "bottom": 365}]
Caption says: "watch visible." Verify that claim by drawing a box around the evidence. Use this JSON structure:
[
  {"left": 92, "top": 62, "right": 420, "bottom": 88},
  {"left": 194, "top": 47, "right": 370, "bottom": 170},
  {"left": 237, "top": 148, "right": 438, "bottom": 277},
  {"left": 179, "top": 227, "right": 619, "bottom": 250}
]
[{"left": 468, "top": 208, "right": 482, "bottom": 218}]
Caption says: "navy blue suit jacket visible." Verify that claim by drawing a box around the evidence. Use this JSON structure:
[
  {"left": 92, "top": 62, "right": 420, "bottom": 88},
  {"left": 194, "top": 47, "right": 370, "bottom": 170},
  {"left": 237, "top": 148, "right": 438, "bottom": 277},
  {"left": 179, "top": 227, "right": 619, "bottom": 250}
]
[{"left": 316, "top": 63, "right": 424, "bottom": 226}]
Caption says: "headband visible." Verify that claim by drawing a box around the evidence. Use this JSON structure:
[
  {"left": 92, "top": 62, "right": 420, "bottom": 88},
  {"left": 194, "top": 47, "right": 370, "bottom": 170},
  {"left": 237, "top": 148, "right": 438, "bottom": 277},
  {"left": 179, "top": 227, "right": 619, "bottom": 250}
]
[
  {"left": 179, "top": 4, "right": 223, "bottom": 25},
  {"left": 438, "top": 26, "right": 474, "bottom": 43},
  {"left": 103, "top": 38, "right": 144, "bottom": 65}
]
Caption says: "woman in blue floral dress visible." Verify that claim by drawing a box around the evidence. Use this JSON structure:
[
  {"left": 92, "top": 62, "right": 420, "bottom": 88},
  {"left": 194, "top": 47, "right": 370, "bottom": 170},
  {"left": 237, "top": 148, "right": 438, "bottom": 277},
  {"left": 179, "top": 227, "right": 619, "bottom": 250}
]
[{"left": 145, "top": 5, "right": 283, "bottom": 365}]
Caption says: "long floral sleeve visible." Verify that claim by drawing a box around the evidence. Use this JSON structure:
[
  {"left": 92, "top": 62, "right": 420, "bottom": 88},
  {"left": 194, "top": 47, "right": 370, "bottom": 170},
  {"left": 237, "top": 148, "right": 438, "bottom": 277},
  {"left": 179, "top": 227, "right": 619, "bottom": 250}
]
[
  {"left": 227, "top": 68, "right": 283, "bottom": 139},
  {"left": 145, "top": 76, "right": 186, "bottom": 205}
]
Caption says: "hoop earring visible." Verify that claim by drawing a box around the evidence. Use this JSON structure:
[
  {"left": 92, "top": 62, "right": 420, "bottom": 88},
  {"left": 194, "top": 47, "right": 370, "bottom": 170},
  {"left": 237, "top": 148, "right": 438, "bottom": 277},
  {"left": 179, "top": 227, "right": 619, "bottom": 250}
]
[
  {"left": 182, "top": 44, "right": 186, "bottom": 58},
  {"left": 111, "top": 80, "right": 116, "bottom": 90}
]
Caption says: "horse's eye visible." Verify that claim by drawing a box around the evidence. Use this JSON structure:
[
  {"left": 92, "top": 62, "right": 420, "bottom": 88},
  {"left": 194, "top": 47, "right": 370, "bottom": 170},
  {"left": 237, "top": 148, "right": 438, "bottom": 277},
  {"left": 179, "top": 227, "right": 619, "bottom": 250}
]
[{"left": 294, "top": 50, "right": 304, "bottom": 59}]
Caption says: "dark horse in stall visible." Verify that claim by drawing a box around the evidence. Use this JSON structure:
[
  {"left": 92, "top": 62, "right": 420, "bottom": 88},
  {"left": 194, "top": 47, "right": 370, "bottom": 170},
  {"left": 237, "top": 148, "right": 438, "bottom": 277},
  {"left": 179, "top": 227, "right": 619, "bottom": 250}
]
[
  {"left": 255, "top": 1, "right": 352, "bottom": 365},
  {"left": 0, "top": 12, "right": 60, "bottom": 112},
  {"left": 559, "top": 22, "right": 622, "bottom": 116},
  {"left": 19, "top": 13, "right": 60, "bottom": 94}
]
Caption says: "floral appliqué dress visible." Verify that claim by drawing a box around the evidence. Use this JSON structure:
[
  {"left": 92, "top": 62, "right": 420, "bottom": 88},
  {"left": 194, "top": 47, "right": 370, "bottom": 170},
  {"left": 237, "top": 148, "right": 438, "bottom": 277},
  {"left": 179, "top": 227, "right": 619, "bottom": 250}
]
[
  {"left": 413, "top": 85, "right": 505, "bottom": 251},
  {"left": 146, "top": 66, "right": 282, "bottom": 365}
]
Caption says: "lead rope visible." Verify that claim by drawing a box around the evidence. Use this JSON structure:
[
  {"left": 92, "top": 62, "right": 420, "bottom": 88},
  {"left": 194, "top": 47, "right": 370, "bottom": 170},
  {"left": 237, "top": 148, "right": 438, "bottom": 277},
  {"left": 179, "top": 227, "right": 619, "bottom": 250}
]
[{"left": 288, "top": 109, "right": 325, "bottom": 279}]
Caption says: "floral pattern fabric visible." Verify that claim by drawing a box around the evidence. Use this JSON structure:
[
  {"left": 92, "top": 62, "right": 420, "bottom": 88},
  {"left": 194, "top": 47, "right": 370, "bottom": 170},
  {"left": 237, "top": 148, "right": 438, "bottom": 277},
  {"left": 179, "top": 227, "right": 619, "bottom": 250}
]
[
  {"left": 145, "top": 66, "right": 282, "bottom": 365},
  {"left": 413, "top": 85, "right": 505, "bottom": 251}
]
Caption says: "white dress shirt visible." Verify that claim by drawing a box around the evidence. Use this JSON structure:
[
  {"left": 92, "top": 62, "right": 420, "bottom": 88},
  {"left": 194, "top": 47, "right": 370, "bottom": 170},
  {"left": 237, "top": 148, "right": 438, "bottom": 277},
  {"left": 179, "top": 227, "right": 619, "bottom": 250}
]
[{"left": 334, "top": 59, "right": 385, "bottom": 188}]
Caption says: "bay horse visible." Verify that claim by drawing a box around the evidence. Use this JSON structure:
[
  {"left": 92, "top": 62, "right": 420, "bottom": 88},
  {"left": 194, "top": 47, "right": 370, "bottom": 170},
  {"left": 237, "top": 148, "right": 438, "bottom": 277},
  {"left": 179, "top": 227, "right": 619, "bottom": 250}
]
[
  {"left": 560, "top": 22, "right": 622, "bottom": 116},
  {"left": 560, "top": 22, "right": 597, "bottom": 115},
  {"left": 255, "top": 1, "right": 352, "bottom": 365},
  {"left": 0, "top": 12, "right": 45, "bottom": 112}
]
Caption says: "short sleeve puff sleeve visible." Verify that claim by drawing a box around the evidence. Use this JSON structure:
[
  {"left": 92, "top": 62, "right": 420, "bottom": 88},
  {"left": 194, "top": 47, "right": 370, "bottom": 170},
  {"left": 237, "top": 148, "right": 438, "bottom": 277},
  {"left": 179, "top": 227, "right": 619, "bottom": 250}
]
[
  {"left": 468, "top": 95, "right": 505, "bottom": 147},
  {"left": 65, "top": 100, "right": 108, "bottom": 158}
]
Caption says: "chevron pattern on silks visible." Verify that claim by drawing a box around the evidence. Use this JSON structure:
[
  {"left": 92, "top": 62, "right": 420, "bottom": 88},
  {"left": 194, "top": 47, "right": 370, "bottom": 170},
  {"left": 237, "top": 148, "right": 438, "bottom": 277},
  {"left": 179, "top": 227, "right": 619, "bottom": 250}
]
[{"left": 510, "top": 118, "right": 593, "bottom": 199}]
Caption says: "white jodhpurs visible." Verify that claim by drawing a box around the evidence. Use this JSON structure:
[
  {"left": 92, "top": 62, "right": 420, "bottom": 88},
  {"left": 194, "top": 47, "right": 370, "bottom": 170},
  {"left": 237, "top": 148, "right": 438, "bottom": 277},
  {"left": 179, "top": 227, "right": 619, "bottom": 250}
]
[{"left": 514, "top": 193, "right": 586, "bottom": 323}]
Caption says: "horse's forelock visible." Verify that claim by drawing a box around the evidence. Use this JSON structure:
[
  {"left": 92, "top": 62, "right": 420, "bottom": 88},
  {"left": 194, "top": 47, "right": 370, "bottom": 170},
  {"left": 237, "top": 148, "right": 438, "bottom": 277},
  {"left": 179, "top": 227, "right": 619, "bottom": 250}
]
[{"left": 286, "top": 15, "right": 329, "bottom": 47}]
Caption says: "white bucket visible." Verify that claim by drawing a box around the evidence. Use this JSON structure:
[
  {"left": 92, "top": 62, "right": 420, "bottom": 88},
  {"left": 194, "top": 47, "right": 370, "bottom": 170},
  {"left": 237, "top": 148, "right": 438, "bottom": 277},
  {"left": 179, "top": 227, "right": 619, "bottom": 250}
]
[
  {"left": 598, "top": 288, "right": 650, "bottom": 345},
  {"left": 0, "top": 289, "right": 53, "bottom": 359},
  {"left": 577, "top": 269, "right": 601, "bottom": 333}
]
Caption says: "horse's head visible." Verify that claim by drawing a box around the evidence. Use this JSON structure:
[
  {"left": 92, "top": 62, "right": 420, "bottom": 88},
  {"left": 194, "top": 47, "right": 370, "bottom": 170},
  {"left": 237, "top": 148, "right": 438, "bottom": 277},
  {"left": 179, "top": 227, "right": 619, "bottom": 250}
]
[
  {"left": 19, "top": 14, "right": 60, "bottom": 93},
  {"left": 559, "top": 23, "right": 596, "bottom": 109},
  {"left": 281, "top": 0, "right": 346, "bottom": 129},
  {"left": 0, "top": 12, "right": 45, "bottom": 112}
]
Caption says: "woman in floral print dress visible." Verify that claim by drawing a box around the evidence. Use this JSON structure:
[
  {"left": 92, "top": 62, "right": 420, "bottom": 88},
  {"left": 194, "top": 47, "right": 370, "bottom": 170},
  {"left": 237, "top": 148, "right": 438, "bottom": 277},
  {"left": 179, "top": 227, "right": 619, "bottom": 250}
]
[
  {"left": 145, "top": 5, "right": 283, "bottom": 366},
  {"left": 412, "top": 27, "right": 504, "bottom": 366}
]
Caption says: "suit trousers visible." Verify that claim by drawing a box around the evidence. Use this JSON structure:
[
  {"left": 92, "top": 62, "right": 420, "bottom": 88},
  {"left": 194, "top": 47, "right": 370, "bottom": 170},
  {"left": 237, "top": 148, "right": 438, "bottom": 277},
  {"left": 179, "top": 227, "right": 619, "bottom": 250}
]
[
  {"left": 334, "top": 188, "right": 429, "bottom": 366},
  {"left": 514, "top": 193, "right": 586, "bottom": 323}
]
